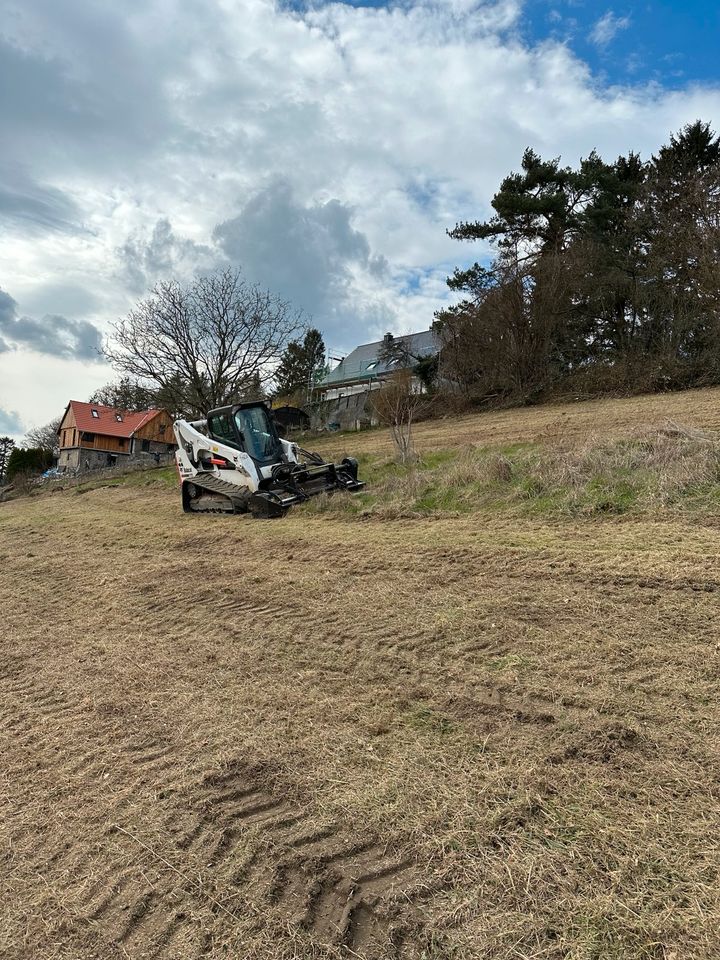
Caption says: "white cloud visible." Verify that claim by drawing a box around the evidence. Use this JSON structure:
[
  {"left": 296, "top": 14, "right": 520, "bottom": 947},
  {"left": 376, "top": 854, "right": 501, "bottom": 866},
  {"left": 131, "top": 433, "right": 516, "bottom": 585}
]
[
  {"left": 589, "top": 11, "right": 631, "bottom": 48},
  {"left": 0, "top": 406, "right": 23, "bottom": 438},
  {"left": 0, "top": 0, "right": 718, "bottom": 427},
  {"left": 1, "top": 353, "right": 111, "bottom": 442}
]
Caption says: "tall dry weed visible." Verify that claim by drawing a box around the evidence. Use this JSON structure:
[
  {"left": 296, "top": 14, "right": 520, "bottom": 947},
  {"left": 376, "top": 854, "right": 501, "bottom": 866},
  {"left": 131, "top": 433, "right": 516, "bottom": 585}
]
[{"left": 316, "top": 420, "right": 720, "bottom": 519}]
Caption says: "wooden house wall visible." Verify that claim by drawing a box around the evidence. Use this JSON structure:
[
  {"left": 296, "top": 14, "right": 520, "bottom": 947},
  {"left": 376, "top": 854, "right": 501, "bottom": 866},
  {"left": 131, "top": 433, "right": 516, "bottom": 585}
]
[
  {"left": 58, "top": 406, "right": 77, "bottom": 449},
  {"left": 134, "top": 413, "right": 174, "bottom": 444},
  {"left": 57, "top": 406, "right": 176, "bottom": 454},
  {"left": 76, "top": 433, "right": 130, "bottom": 453}
]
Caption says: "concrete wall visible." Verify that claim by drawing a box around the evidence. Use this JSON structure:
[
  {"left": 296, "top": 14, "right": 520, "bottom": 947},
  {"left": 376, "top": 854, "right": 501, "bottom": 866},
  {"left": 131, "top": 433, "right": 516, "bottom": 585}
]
[
  {"left": 306, "top": 391, "right": 379, "bottom": 432},
  {"left": 58, "top": 445, "right": 174, "bottom": 473},
  {"left": 58, "top": 447, "right": 132, "bottom": 471}
]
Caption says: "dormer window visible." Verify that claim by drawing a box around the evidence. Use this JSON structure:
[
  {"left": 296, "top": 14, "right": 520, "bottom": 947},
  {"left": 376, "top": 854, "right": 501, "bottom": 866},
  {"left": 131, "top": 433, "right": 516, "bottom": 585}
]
[{"left": 91, "top": 409, "right": 99, "bottom": 418}]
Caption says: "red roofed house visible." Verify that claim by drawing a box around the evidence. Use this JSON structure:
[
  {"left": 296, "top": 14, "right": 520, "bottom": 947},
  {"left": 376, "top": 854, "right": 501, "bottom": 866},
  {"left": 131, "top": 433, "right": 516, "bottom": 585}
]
[{"left": 57, "top": 401, "right": 177, "bottom": 471}]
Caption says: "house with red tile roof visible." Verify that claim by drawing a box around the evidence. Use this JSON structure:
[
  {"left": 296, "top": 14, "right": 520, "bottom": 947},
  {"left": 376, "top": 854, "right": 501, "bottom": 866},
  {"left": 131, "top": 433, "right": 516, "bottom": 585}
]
[{"left": 57, "top": 401, "right": 176, "bottom": 471}]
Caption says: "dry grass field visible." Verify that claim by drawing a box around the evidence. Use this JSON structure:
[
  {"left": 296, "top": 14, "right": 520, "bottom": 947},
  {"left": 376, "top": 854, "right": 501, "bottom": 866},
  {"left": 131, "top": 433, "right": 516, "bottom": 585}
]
[
  {"left": 312, "top": 385, "right": 720, "bottom": 458},
  {"left": 3, "top": 387, "right": 720, "bottom": 960}
]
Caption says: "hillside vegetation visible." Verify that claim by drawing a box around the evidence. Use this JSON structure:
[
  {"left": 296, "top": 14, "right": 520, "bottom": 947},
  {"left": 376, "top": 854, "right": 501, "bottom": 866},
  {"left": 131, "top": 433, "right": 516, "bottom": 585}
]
[
  {"left": 436, "top": 122, "right": 720, "bottom": 403},
  {"left": 2, "top": 387, "right": 720, "bottom": 960},
  {"left": 310, "top": 384, "right": 720, "bottom": 519}
]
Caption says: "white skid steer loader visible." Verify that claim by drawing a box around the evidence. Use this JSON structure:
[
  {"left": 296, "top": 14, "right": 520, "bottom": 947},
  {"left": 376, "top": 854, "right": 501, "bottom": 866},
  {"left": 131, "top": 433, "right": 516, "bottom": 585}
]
[{"left": 174, "top": 401, "right": 364, "bottom": 518}]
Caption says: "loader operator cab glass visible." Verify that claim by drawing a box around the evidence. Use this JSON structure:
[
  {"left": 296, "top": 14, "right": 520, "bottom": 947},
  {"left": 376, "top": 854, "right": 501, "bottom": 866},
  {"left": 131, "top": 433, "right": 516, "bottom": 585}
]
[
  {"left": 208, "top": 412, "right": 237, "bottom": 447},
  {"left": 233, "top": 406, "right": 283, "bottom": 464},
  {"left": 207, "top": 404, "right": 285, "bottom": 466}
]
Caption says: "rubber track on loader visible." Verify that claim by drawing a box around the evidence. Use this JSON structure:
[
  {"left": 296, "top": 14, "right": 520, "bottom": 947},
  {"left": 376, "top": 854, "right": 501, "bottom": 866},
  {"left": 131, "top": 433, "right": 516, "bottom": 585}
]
[{"left": 187, "top": 473, "right": 250, "bottom": 512}]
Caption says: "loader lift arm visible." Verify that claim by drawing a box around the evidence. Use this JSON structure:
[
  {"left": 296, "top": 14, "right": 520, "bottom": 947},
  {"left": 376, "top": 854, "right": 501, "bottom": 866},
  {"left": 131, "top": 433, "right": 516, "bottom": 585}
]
[{"left": 174, "top": 401, "right": 364, "bottom": 518}]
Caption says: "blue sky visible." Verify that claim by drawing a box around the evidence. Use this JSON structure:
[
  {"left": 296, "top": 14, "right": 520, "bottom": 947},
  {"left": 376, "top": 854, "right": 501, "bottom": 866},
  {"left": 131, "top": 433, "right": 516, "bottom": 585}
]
[
  {"left": 1, "top": 0, "right": 719, "bottom": 436},
  {"left": 522, "top": 0, "right": 720, "bottom": 88},
  {"left": 297, "top": 0, "right": 720, "bottom": 88}
]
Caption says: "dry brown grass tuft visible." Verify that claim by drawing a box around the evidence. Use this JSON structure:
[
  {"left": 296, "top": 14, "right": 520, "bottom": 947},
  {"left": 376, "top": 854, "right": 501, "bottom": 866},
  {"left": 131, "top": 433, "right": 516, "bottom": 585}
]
[{"left": 307, "top": 418, "right": 720, "bottom": 521}]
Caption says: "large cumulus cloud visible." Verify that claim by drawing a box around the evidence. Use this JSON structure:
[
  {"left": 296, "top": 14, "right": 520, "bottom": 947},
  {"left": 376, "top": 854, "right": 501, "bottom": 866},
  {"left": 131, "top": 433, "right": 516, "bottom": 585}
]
[{"left": 213, "top": 180, "right": 391, "bottom": 339}]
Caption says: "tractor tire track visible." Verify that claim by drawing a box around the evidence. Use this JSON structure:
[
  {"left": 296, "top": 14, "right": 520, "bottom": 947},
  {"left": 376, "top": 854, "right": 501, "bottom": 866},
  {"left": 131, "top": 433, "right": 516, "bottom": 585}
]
[
  {"left": 186, "top": 764, "right": 422, "bottom": 953},
  {"left": 0, "top": 661, "right": 430, "bottom": 958},
  {"left": 0, "top": 665, "right": 216, "bottom": 958}
]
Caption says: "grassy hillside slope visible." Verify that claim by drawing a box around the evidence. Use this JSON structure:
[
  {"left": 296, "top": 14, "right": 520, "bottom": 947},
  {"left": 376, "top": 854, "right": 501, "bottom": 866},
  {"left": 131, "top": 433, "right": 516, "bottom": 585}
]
[
  {"left": 312, "top": 383, "right": 720, "bottom": 457},
  {"left": 2, "top": 387, "right": 720, "bottom": 960},
  {"left": 310, "top": 385, "right": 720, "bottom": 520}
]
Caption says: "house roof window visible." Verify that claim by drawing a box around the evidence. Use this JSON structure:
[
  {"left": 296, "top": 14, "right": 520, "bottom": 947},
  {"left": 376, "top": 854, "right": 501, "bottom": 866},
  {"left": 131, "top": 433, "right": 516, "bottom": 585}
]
[
  {"left": 367, "top": 361, "right": 378, "bottom": 370},
  {"left": 115, "top": 413, "right": 123, "bottom": 421},
  {"left": 91, "top": 409, "right": 99, "bottom": 418}
]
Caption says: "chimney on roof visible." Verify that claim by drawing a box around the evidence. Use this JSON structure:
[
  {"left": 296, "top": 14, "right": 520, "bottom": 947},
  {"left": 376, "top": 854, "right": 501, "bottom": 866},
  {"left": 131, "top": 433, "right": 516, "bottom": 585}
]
[{"left": 383, "top": 332, "right": 393, "bottom": 345}]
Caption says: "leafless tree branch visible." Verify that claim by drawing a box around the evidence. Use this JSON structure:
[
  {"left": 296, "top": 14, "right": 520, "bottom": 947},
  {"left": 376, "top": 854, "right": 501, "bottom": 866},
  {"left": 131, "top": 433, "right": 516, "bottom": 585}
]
[{"left": 103, "top": 268, "right": 305, "bottom": 418}]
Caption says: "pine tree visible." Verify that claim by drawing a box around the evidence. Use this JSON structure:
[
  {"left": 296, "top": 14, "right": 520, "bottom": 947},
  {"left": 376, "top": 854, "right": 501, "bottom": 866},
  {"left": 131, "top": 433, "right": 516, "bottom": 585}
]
[
  {"left": 440, "top": 148, "right": 611, "bottom": 396},
  {"left": 439, "top": 121, "right": 720, "bottom": 399},
  {"left": 644, "top": 121, "right": 720, "bottom": 378},
  {"left": 448, "top": 148, "right": 605, "bottom": 257},
  {"left": 273, "top": 328, "right": 326, "bottom": 400},
  {"left": 0, "top": 437, "right": 16, "bottom": 484},
  {"left": 572, "top": 151, "right": 649, "bottom": 364}
]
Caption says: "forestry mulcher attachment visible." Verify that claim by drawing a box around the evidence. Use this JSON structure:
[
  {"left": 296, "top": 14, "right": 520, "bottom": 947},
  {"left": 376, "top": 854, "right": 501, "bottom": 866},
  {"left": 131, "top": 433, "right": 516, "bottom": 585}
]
[{"left": 173, "top": 401, "right": 364, "bottom": 518}]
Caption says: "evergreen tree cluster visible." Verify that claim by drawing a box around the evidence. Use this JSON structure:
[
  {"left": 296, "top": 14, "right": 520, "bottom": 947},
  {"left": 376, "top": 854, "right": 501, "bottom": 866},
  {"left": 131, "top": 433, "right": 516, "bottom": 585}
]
[
  {"left": 436, "top": 121, "right": 720, "bottom": 400},
  {"left": 6, "top": 446, "right": 52, "bottom": 481},
  {"left": 273, "top": 328, "right": 327, "bottom": 402},
  {"left": 0, "top": 437, "right": 14, "bottom": 484}
]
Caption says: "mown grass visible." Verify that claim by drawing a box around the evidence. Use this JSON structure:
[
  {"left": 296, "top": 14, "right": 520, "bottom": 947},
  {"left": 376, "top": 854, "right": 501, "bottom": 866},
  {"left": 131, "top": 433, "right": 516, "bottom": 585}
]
[
  {"left": 71, "top": 465, "right": 177, "bottom": 495},
  {"left": 5, "top": 416, "right": 720, "bottom": 958},
  {"left": 308, "top": 421, "right": 720, "bottom": 520}
]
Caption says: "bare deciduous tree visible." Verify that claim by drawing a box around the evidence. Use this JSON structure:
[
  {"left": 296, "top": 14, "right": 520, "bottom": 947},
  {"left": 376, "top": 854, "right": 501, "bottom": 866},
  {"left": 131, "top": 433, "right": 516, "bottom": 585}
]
[
  {"left": 25, "top": 416, "right": 62, "bottom": 454},
  {"left": 104, "top": 267, "right": 304, "bottom": 418},
  {"left": 371, "top": 371, "right": 429, "bottom": 464}
]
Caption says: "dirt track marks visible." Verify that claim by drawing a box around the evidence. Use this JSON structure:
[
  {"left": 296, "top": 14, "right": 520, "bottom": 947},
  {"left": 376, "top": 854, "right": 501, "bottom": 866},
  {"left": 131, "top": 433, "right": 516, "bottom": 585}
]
[
  {"left": 186, "top": 763, "right": 420, "bottom": 953},
  {"left": 0, "top": 658, "right": 424, "bottom": 958},
  {"left": 0, "top": 660, "right": 215, "bottom": 957},
  {"left": 138, "top": 573, "right": 295, "bottom": 622}
]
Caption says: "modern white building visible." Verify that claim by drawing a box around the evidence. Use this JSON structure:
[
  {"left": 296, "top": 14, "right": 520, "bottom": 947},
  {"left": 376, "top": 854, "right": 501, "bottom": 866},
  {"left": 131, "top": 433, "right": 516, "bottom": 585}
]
[{"left": 316, "top": 329, "right": 440, "bottom": 401}]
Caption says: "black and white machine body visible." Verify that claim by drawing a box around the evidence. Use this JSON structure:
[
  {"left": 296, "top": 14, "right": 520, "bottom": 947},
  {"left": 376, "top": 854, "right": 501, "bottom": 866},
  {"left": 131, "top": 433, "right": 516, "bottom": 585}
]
[{"left": 173, "top": 401, "right": 364, "bottom": 518}]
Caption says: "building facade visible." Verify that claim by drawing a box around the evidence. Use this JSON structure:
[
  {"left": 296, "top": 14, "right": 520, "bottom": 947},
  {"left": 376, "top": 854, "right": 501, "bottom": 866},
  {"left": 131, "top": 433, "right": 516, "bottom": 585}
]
[
  {"left": 316, "top": 329, "right": 440, "bottom": 401},
  {"left": 57, "top": 401, "right": 176, "bottom": 471}
]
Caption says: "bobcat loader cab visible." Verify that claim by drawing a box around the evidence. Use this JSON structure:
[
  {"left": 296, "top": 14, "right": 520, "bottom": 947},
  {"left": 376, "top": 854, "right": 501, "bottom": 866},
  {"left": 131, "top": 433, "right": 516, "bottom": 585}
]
[{"left": 174, "top": 401, "right": 363, "bottom": 518}]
